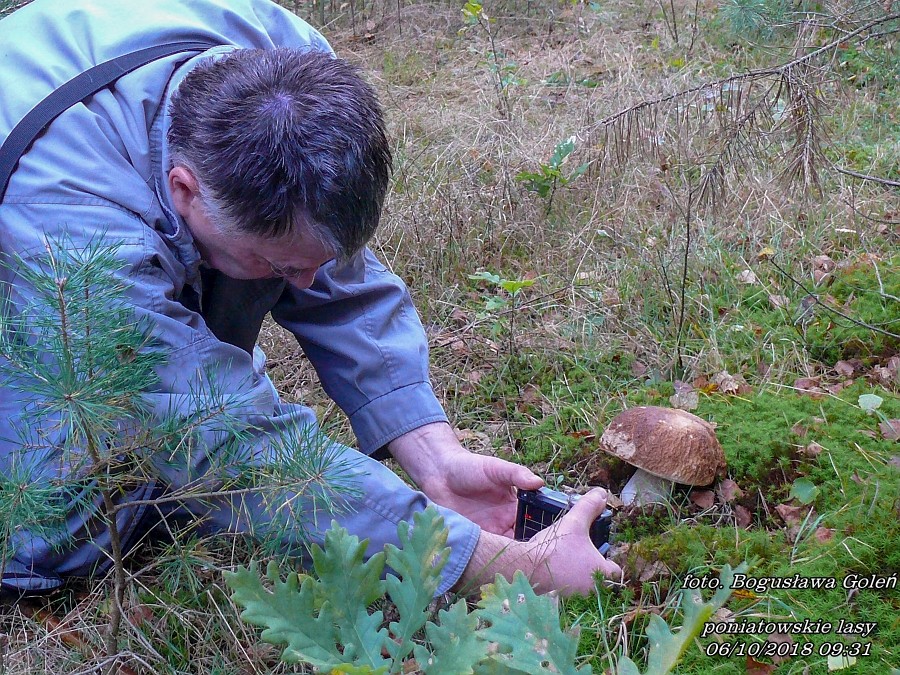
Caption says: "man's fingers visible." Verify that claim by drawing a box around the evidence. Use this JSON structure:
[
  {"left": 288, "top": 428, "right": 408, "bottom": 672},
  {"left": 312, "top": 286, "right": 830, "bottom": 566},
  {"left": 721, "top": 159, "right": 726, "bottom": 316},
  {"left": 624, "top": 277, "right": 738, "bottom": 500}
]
[
  {"left": 564, "top": 487, "right": 609, "bottom": 527},
  {"left": 483, "top": 457, "right": 543, "bottom": 490}
]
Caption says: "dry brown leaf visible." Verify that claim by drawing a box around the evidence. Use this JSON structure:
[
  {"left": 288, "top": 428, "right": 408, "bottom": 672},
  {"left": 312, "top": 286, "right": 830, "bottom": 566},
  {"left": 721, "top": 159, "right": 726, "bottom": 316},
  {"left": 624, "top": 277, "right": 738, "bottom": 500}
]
[
  {"left": 768, "top": 294, "right": 790, "bottom": 309},
  {"left": 813, "top": 254, "right": 835, "bottom": 272},
  {"left": 803, "top": 442, "right": 824, "bottom": 458},
  {"left": 712, "top": 370, "right": 742, "bottom": 395},
  {"left": 450, "top": 308, "right": 470, "bottom": 326},
  {"left": 735, "top": 505, "right": 753, "bottom": 528},
  {"left": 673, "top": 379, "right": 695, "bottom": 393},
  {"left": 825, "top": 381, "right": 850, "bottom": 395},
  {"left": 631, "top": 361, "right": 648, "bottom": 377},
  {"left": 746, "top": 655, "right": 777, "bottom": 674},
  {"left": 791, "top": 421, "right": 809, "bottom": 438},
  {"left": 793, "top": 376, "right": 821, "bottom": 391},
  {"left": 834, "top": 360, "right": 858, "bottom": 377},
  {"left": 717, "top": 479, "right": 743, "bottom": 503},
  {"left": 690, "top": 489, "right": 715, "bottom": 509},
  {"left": 634, "top": 557, "right": 668, "bottom": 583},
  {"left": 871, "top": 366, "right": 898, "bottom": 388},
  {"left": 736, "top": 269, "right": 759, "bottom": 285},
  {"left": 814, "top": 527, "right": 835, "bottom": 543},
  {"left": 766, "top": 633, "right": 795, "bottom": 664},
  {"left": 454, "top": 428, "right": 491, "bottom": 453},
  {"left": 880, "top": 419, "right": 900, "bottom": 441},
  {"left": 775, "top": 503, "right": 808, "bottom": 526},
  {"left": 669, "top": 390, "right": 699, "bottom": 411},
  {"left": 887, "top": 356, "right": 900, "bottom": 376}
]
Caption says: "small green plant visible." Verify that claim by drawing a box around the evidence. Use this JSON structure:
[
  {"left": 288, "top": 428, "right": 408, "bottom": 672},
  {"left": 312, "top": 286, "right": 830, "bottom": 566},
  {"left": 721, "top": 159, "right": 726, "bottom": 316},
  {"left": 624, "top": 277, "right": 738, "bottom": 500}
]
[
  {"left": 515, "top": 136, "right": 589, "bottom": 214},
  {"left": 0, "top": 235, "right": 351, "bottom": 673},
  {"left": 461, "top": 0, "right": 515, "bottom": 117},
  {"left": 226, "top": 507, "right": 751, "bottom": 674},
  {"left": 468, "top": 269, "right": 537, "bottom": 357},
  {"left": 615, "top": 563, "right": 748, "bottom": 674},
  {"left": 226, "top": 506, "right": 590, "bottom": 673}
]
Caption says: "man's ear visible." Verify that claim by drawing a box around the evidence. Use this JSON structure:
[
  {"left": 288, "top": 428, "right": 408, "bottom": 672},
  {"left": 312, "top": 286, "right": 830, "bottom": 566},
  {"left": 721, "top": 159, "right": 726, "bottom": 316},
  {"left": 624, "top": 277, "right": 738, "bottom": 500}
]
[{"left": 168, "top": 166, "right": 201, "bottom": 220}]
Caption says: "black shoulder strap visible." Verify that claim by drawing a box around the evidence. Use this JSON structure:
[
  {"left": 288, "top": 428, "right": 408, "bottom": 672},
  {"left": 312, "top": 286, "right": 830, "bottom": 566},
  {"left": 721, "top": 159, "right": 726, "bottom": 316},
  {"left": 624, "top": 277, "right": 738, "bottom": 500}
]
[{"left": 0, "top": 40, "right": 220, "bottom": 202}]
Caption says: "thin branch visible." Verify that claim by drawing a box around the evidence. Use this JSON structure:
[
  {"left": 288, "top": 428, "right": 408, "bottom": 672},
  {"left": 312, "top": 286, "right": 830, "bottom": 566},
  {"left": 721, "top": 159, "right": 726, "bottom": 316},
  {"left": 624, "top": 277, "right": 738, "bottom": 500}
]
[
  {"left": 834, "top": 166, "right": 900, "bottom": 188},
  {"left": 767, "top": 258, "right": 900, "bottom": 339},
  {"left": 597, "top": 13, "right": 900, "bottom": 129}
]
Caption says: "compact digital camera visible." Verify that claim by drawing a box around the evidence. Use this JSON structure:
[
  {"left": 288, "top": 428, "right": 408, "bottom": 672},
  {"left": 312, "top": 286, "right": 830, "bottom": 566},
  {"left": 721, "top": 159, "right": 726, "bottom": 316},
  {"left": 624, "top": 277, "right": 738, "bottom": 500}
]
[{"left": 514, "top": 487, "right": 613, "bottom": 554}]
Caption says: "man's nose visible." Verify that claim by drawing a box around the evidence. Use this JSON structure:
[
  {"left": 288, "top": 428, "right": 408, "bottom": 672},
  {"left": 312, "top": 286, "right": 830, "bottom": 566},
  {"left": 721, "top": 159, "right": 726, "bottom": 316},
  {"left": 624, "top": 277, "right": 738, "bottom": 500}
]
[{"left": 286, "top": 268, "right": 319, "bottom": 289}]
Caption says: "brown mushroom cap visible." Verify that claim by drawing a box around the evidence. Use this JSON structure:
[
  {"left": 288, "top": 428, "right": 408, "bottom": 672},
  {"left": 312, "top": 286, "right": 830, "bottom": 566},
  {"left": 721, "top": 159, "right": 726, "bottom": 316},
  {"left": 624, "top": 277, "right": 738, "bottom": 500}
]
[{"left": 600, "top": 406, "right": 726, "bottom": 485}]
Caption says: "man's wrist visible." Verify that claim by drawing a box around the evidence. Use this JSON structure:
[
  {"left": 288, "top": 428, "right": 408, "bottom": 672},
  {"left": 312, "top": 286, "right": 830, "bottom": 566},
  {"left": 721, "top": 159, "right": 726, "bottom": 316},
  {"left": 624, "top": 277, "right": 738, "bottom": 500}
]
[{"left": 387, "top": 421, "right": 468, "bottom": 492}]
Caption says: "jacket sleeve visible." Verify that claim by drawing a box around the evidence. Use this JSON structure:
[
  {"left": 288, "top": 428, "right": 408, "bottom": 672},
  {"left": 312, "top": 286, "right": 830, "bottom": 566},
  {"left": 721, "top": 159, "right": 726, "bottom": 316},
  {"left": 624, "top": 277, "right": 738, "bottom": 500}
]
[{"left": 270, "top": 248, "right": 449, "bottom": 455}]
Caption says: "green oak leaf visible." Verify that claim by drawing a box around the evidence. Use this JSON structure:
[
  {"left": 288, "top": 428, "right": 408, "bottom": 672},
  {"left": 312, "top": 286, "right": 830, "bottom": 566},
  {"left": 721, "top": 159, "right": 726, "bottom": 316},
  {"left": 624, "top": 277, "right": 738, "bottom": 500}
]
[
  {"left": 384, "top": 507, "right": 451, "bottom": 663},
  {"left": 476, "top": 571, "right": 590, "bottom": 674}
]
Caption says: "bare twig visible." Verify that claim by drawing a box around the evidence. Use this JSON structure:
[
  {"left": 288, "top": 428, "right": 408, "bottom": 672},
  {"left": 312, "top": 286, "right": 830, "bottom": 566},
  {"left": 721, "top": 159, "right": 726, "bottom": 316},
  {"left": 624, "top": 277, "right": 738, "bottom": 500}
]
[
  {"left": 834, "top": 166, "right": 900, "bottom": 188},
  {"left": 767, "top": 258, "right": 900, "bottom": 339},
  {"left": 597, "top": 13, "right": 900, "bottom": 129}
]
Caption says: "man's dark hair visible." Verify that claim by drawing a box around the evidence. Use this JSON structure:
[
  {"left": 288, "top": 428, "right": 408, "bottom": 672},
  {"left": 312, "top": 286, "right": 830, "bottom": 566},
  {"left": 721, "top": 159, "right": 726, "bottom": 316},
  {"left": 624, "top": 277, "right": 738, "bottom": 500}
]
[{"left": 167, "top": 48, "right": 391, "bottom": 260}]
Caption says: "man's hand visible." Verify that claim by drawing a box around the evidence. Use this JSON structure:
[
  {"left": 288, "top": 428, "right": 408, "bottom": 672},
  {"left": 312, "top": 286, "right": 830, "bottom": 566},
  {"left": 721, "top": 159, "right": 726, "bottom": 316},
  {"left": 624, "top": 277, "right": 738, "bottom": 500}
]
[
  {"left": 458, "top": 487, "right": 623, "bottom": 595},
  {"left": 387, "top": 422, "right": 543, "bottom": 535}
]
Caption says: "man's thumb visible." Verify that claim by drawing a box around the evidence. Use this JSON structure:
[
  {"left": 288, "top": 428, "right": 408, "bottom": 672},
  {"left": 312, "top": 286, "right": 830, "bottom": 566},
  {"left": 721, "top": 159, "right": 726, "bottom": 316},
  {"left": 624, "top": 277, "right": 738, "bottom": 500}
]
[{"left": 565, "top": 488, "right": 609, "bottom": 526}]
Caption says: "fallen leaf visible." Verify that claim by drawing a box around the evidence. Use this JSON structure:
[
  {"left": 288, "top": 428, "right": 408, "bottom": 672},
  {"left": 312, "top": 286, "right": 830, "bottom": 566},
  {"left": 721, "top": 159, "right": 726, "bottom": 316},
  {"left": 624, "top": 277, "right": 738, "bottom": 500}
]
[
  {"left": 634, "top": 557, "right": 668, "bottom": 583},
  {"left": 825, "top": 381, "right": 851, "bottom": 395},
  {"left": 717, "top": 479, "right": 743, "bottom": 503},
  {"left": 450, "top": 308, "right": 470, "bottom": 326},
  {"left": 888, "top": 455, "right": 900, "bottom": 470},
  {"left": 689, "top": 489, "right": 715, "bottom": 509},
  {"left": 746, "top": 656, "right": 777, "bottom": 674},
  {"left": 757, "top": 246, "right": 776, "bottom": 260},
  {"left": 871, "top": 366, "right": 897, "bottom": 387},
  {"left": 768, "top": 294, "right": 790, "bottom": 309},
  {"left": 850, "top": 472, "right": 867, "bottom": 484},
  {"left": 803, "top": 442, "right": 824, "bottom": 457},
  {"left": 775, "top": 503, "right": 808, "bottom": 527},
  {"left": 736, "top": 269, "right": 759, "bottom": 285},
  {"left": 813, "top": 254, "right": 835, "bottom": 272},
  {"left": 790, "top": 478, "right": 820, "bottom": 504},
  {"left": 794, "top": 376, "right": 821, "bottom": 391},
  {"left": 880, "top": 419, "right": 900, "bottom": 441},
  {"left": 712, "top": 370, "right": 742, "bottom": 395},
  {"left": 735, "top": 505, "right": 753, "bottom": 528},
  {"left": 766, "top": 633, "right": 795, "bottom": 664},
  {"left": 887, "top": 356, "right": 899, "bottom": 376},
  {"left": 714, "top": 607, "right": 735, "bottom": 621},
  {"left": 673, "top": 379, "right": 695, "bottom": 393},
  {"left": 791, "top": 421, "right": 809, "bottom": 438},
  {"left": 814, "top": 527, "right": 835, "bottom": 543},
  {"left": 834, "top": 360, "right": 858, "bottom": 377},
  {"left": 631, "top": 361, "right": 647, "bottom": 376},
  {"left": 669, "top": 389, "right": 699, "bottom": 410}
]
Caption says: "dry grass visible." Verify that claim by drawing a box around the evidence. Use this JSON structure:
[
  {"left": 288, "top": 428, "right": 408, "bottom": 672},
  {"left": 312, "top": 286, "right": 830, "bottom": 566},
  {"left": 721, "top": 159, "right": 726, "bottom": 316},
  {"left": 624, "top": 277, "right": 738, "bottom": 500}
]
[{"left": 2, "top": 0, "right": 897, "bottom": 671}]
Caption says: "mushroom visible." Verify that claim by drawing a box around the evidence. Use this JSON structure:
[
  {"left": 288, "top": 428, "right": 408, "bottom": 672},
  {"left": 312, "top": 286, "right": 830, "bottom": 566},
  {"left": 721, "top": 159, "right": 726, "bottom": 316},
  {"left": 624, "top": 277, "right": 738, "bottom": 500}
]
[{"left": 599, "top": 406, "right": 726, "bottom": 506}]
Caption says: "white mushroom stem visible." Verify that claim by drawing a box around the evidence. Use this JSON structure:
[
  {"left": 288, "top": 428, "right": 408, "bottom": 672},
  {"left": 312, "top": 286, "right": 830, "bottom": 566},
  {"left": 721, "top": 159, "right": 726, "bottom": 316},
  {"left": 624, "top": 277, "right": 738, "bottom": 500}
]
[{"left": 620, "top": 468, "right": 674, "bottom": 506}]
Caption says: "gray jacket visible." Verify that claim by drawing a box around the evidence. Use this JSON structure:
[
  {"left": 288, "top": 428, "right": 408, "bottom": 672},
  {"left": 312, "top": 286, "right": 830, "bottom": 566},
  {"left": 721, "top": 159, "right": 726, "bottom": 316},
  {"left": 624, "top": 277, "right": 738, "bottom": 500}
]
[{"left": 0, "top": 0, "right": 477, "bottom": 593}]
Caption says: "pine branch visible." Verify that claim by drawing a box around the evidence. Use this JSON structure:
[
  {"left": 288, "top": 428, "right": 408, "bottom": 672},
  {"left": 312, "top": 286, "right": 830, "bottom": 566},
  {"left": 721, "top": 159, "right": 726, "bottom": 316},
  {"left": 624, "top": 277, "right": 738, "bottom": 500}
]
[
  {"left": 834, "top": 166, "right": 900, "bottom": 188},
  {"left": 597, "top": 12, "right": 900, "bottom": 130}
]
